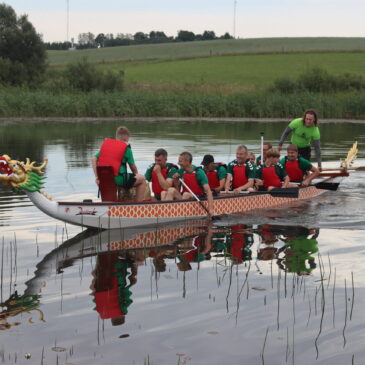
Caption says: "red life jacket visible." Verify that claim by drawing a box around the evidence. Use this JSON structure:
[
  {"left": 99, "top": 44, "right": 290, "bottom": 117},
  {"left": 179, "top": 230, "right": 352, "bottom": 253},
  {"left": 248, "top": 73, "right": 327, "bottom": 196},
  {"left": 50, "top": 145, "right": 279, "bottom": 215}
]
[
  {"left": 151, "top": 163, "right": 178, "bottom": 196},
  {"left": 205, "top": 163, "right": 226, "bottom": 189},
  {"left": 230, "top": 224, "right": 247, "bottom": 262},
  {"left": 98, "top": 139, "right": 128, "bottom": 176},
  {"left": 182, "top": 167, "right": 204, "bottom": 195},
  {"left": 262, "top": 165, "right": 282, "bottom": 188},
  {"left": 94, "top": 277, "right": 123, "bottom": 319},
  {"left": 232, "top": 164, "right": 248, "bottom": 189},
  {"left": 284, "top": 159, "right": 304, "bottom": 182}
]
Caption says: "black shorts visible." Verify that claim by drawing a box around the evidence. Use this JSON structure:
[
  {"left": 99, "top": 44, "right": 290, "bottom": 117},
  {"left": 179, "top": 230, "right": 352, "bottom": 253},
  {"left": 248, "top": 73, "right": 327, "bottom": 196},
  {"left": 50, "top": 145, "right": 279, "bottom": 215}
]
[{"left": 298, "top": 146, "right": 311, "bottom": 161}]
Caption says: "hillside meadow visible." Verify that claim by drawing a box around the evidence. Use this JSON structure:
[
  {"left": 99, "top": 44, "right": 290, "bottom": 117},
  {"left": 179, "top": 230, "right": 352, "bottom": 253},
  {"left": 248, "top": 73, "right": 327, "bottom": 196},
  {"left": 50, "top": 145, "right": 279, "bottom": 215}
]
[
  {"left": 2, "top": 38, "right": 365, "bottom": 118},
  {"left": 48, "top": 37, "right": 365, "bottom": 65}
]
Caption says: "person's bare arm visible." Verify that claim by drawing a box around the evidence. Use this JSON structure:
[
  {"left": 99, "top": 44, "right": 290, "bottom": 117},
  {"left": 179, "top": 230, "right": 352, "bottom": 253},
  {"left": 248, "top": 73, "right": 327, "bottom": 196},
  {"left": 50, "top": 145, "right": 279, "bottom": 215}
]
[
  {"left": 129, "top": 163, "right": 138, "bottom": 175},
  {"left": 203, "top": 184, "right": 214, "bottom": 216},
  {"left": 282, "top": 175, "right": 290, "bottom": 188},
  {"left": 233, "top": 179, "right": 254, "bottom": 193},
  {"left": 91, "top": 157, "right": 99, "bottom": 185},
  {"left": 224, "top": 173, "right": 232, "bottom": 191},
  {"left": 302, "top": 166, "right": 320, "bottom": 186}
]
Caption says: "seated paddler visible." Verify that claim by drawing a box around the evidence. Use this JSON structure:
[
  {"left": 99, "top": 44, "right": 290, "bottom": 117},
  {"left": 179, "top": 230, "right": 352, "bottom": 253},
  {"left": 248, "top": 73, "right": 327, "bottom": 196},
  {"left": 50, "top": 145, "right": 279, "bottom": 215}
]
[
  {"left": 255, "top": 148, "right": 290, "bottom": 191},
  {"left": 144, "top": 148, "right": 178, "bottom": 200},
  {"left": 91, "top": 126, "right": 146, "bottom": 202},
  {"left": 280, "top": 144, "right": 320, "bottom": 186},
  {"left": 165, "top": 152, "right": 214, "bottom": 216},
  {"left": 200, "top": 154, "right": 227, "bottom": 195},
  {"left": 224, "top": 145, "right": 255, "bottom": 193}
]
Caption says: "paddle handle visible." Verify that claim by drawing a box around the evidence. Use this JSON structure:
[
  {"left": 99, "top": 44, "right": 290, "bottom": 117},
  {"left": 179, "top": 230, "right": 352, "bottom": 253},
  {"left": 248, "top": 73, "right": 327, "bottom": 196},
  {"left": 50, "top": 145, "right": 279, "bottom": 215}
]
[
  {"left": 179, "top": 178, "right": 210, "bottom": 215},
  {"left": 260, "top": 132, "right": 264, "bottom": 165}
]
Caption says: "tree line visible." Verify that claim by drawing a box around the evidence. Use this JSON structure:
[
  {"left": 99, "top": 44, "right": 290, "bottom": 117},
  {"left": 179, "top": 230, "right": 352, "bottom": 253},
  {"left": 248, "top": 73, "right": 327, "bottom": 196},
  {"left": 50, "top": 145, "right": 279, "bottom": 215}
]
[{"left": 45, "top": 30, "right": 233, "bottom": 50}]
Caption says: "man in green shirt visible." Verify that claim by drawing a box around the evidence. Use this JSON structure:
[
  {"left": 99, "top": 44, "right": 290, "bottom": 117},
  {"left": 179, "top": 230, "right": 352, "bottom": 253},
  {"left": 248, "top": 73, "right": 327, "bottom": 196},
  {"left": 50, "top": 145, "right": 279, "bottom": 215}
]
[
  {"left": 200, "top": 154, "right": 227, "bottom": 194},
  {"left": 144, "top": 148, "right": 178, "bottom": 200},
  {"left": 91, "top": 126, "right": 146, "bottom": 202},
  {"left": 165, "top": 152, "right": 214, "bottom": 216},
  {"left": 280, "top": 144, "right": 320, "bottom": 186},
  {"left": 278, "top": 109, "right": 322, "bottom": 169}
]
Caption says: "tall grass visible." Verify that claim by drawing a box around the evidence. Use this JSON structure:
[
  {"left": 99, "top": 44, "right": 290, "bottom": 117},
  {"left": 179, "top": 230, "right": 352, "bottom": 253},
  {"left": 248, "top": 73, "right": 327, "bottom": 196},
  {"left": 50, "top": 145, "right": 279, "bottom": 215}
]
[{"left": 2, "top": 88, "right": 365, "bottom": 119}]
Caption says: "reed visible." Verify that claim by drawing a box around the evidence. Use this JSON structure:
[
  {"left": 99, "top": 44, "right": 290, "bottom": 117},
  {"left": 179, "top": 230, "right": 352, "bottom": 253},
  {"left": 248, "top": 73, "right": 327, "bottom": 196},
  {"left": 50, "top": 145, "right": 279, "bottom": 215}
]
[{"left": 2, "top": 87, "right": 365, "bottom": 118}]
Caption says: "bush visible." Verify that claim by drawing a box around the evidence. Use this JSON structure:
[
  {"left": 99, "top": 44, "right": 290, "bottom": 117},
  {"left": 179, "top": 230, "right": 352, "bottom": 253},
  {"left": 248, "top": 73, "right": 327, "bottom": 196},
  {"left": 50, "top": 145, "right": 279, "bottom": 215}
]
[
  {"left": 271, "top": 67, "right": 365, "bottom": 94},
  {"left": 63, "top": 58, "right": 124, "bottom": 92},
  {"left": 271, "top": 77, "right": 297, "bottom": 94}
]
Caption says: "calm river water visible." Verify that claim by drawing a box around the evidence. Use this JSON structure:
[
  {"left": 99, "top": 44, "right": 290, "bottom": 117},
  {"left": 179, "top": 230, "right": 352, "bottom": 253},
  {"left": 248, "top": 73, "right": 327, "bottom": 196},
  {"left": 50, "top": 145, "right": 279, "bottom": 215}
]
[{"left": 0, "top": 119, "right": 365, "bottom": 364}]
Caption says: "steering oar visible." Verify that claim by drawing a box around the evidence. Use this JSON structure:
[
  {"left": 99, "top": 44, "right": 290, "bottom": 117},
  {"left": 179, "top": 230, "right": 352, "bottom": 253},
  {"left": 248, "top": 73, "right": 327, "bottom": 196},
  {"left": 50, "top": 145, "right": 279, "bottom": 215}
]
[{"left": 178, "top": 178, "right": 220, "bottom": 221}]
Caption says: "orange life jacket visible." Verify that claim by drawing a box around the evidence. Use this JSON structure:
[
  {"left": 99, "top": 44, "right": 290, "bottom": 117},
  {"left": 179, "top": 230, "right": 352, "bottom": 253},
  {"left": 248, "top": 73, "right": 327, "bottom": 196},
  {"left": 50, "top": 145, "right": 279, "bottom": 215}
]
[{"left": 98, "top": 139, "right": 128, "bottom": 176}]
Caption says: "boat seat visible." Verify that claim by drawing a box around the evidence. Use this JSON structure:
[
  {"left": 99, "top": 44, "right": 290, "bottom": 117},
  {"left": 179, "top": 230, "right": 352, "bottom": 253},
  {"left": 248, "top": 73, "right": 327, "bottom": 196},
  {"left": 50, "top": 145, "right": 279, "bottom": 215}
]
[{"left": 97, "top": 166, "right": 118, "bottom": 202}]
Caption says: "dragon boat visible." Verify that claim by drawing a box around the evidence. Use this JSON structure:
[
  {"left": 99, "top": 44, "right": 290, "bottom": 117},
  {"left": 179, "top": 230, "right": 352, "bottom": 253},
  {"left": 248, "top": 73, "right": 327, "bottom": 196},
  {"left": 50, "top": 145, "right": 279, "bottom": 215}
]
[{"left": 0, "top": 145, "right": 357, "bottom": 229}]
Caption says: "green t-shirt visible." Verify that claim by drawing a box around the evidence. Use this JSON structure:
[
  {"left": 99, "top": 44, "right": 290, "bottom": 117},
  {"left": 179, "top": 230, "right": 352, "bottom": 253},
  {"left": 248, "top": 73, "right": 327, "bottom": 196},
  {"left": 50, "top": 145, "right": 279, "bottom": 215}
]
[
  {"left": 227, "top": 160, "right": 256, "bottom": 179},
  {"left": 280, "top": 156, "right": 313, "bottom": 172},
  {"left": 289, "top": 118, "right": 320, "bottom": 148},
  {"left": 255, "top": 163, "right": 287, "bottom": 180},
  {"left": 204, "top": 163, "right": 227, "bottom": 180},
  {"left": 177, "top": 165, "right": 208, "bottom": 187},
  {"left": 95, "top": 145, "right": 134, "bottom": 175},
  {"left": 145, "top": 163, "right": 178, "bottom": 181}
]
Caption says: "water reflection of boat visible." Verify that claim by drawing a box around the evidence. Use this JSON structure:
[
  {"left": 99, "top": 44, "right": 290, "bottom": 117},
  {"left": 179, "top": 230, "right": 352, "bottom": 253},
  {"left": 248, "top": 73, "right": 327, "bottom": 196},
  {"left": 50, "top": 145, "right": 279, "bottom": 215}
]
[
  {"left": 0, "top": 155, "right": 348, "bottom": 229},
  {"left": 1, "top": 222, "right": 320, "bottom": 328}
]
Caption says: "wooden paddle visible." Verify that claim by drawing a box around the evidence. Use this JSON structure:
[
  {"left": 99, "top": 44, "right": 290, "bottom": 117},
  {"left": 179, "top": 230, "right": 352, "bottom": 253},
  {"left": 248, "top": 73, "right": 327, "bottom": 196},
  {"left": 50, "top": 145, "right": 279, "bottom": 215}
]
[
  {"left": 321, "top": 166, "right": 365, "bottom": 171},
  {"left": 318, "top": 172, "right": 349, "bottom": 177},
  {"left": 179, "top": 178, "right": 220, "bottom": 220}
]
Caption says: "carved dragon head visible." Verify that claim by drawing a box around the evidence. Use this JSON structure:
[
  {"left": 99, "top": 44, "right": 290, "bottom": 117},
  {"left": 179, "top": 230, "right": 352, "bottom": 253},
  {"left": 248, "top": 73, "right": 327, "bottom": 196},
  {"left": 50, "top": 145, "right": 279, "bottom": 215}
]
[{"left": 0, "top": 155, "right": 48, "bottom": 192}]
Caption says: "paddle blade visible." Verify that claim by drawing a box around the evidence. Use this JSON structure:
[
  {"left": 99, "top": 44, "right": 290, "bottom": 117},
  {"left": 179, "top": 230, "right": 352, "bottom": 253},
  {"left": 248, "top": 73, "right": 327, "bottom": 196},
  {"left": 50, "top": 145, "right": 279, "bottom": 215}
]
[
  {"left": 269, "top": 187, "right": 299, "bottom": 198},
  {"left": 314, "top": 182, "right": 340, "bottom": 191}
]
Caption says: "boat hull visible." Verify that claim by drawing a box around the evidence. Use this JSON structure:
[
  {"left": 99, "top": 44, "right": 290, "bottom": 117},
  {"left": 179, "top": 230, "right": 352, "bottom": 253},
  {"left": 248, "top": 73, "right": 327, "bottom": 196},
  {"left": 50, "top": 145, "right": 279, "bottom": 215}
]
[{"left": 27, "top": 185, "right": 327, "bottom": 229}]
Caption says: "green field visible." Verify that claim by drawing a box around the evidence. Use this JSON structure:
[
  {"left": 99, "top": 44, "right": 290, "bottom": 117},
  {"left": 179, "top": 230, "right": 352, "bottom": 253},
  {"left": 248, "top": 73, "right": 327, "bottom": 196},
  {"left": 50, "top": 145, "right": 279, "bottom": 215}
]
[
  {"left": 48, "top": 37, "right": 365, "bottom": 65},
  {"left": 114, "top": 52, "right": 365, "bottom": 92}
]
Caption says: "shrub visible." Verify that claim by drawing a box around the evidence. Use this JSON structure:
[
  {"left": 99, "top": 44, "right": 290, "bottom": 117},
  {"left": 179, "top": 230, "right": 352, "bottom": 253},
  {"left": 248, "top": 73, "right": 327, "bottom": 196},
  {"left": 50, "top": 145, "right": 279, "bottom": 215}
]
[{"left": 63, "top": 58, "right": 124, "bottom": 92}]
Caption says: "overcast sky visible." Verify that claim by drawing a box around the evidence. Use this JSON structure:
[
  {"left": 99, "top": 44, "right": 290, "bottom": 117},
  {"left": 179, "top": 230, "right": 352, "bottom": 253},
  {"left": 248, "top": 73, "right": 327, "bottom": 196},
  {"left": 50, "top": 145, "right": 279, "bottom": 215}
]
[{"left": 4, "top": 0, "right": 365, "bottom": 42}]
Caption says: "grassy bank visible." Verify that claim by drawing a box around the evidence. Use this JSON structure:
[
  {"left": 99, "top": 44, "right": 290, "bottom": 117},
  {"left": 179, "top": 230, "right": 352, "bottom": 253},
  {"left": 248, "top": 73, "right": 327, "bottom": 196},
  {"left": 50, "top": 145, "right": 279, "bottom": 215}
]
[{"left": 2, "top": 88, "right": 365, "bottom": 119}]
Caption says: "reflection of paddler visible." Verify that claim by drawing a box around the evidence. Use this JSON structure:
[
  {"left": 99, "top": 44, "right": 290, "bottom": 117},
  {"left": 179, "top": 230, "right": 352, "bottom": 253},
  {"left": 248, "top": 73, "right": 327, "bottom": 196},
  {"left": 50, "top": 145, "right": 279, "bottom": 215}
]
[
  {"left": 92, "top": 252, "right": 136, "bottom": 325},
  {"left": 177, "top": 226, "right": 214, "bottom": 271},
  {"left": 226, "top": 224, "right": 254, "bottom": 264},
  {"left": 257, "top": 224, "right": 279, "bottom": 261},
  {"left": 276, "top": 228, "right": 319, "bottom": 275}
]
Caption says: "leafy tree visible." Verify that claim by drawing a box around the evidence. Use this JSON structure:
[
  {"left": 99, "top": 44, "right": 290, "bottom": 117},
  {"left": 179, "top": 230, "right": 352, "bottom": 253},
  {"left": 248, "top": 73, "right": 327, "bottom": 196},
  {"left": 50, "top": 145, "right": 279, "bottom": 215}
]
[
  {"left": 0, "top": 3, "right": 46, "bottom": 86},
  {"left": 177, "top": 30, "right": 195, "bottom": 42},
  {"left": 95, "top": 33, "right": 106, "bottom": 47},
  {"left": 221, "top": 32, "right": 233, "bottom": 39},
  {"left": 134, "top": 32, "right": 148, "bottom": 42},
  {"left": 77, "top": 32, "right": 95, "bottom": 48},
  {"left": 202, "top": 30, "right": 216, "bottom": 40}
]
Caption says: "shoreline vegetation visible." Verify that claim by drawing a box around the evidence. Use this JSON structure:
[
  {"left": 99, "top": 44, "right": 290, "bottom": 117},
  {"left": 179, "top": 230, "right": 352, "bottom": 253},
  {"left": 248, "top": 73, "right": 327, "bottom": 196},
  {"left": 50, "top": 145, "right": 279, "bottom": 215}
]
[
  {"left": 2, "top": 89, "right": 365, "bottom": 119},
  {"left": 3, "top": 37, "right": 365, "bottom": 119}
]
